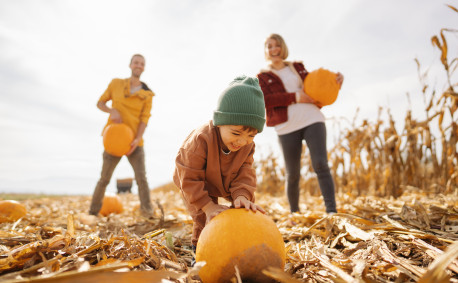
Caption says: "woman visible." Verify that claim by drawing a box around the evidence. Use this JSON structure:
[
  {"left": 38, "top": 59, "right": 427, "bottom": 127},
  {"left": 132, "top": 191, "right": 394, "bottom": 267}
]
[{"left": 257, "top": 33, "right": 343, "bottom": 214}]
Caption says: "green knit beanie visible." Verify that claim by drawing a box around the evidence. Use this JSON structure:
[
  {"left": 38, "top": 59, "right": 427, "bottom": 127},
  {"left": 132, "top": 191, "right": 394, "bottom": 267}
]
[{"left": 213, "top": 75, "right": 266, "bottom": 133}]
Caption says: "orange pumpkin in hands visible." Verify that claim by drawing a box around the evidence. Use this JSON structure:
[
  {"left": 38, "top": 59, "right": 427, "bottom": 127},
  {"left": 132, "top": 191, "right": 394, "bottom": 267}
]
[
  {"left": 304, "top": 68, "right": 341, "bottom": 106},
  {"left": 0, "top": 200, "right": 27, "bottom": 223},
  {"left": 196, "top": 208, "right": 285, "bottom": 283},
  {"left": 99, "top": 194, "right": 124, "bottom": 216},
  {"left": 103, "top": 123, "right": 134, "bottom": 157}
]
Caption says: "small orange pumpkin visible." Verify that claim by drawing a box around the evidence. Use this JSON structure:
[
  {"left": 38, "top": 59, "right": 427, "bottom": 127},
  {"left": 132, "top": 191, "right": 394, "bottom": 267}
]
[
  {"left": 196, "top": 208, "right": 285, "bottom": 283},
  {"left": 99, "top": 194, "right": 124, "bottom": 216},
  {"left": 103, "top": 123, "right": 134, "bottom": 157},
  {"left": 0, "top": 200, "right": 27, "bottom": 223},
  {"left": 304, "top": 68, "right": 340, "bottom": 106}
]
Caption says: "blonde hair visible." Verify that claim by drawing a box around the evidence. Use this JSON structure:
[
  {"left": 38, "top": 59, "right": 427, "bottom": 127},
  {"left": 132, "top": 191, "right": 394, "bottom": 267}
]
[{"left": 264, "top": 33, "right": 289, "bottom": 61}]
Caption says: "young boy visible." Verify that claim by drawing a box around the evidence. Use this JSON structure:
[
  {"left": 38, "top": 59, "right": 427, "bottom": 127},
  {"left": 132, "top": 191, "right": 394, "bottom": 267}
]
[{"left": 173, "top": 75, "right": 266, "bottom": 250}]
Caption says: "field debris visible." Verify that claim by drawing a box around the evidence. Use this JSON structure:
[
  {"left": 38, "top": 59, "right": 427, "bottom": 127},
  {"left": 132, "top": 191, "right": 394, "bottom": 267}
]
[{"left": 0, "top": 187, "right": 456, "bottom": 282}]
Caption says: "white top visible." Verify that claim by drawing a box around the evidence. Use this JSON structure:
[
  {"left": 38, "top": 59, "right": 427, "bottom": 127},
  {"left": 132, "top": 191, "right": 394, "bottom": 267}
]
[{"left": 272, "top": 65, "right": 325, "bottom": 135}]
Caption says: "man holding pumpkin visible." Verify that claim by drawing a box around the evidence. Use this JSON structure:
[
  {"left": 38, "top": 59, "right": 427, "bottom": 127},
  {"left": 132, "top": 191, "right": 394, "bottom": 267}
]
[{"left": 89, "top": 54, "right": 155, "bottom": 218}]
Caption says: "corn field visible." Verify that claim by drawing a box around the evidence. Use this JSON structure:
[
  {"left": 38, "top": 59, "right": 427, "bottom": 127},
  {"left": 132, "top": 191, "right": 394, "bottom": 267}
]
[{"left": 256, "top": 15, "right": 457, "bottom": 199}]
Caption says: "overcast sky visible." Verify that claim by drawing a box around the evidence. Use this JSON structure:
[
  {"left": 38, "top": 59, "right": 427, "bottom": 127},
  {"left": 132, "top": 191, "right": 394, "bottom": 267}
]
[{"left": 0, "top": 0, "right": 456, "bottom": 196}]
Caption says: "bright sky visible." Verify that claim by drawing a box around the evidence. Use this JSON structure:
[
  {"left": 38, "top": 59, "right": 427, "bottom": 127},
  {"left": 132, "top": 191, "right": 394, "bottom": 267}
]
[{"left": 0, "top": 0, "right": 456, "bottom": 196}]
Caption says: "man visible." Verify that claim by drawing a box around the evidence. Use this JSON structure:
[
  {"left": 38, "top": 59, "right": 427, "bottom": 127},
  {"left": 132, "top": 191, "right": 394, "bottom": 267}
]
[{"left": 89, "top": 54, "right": 155, "bottom": 218}]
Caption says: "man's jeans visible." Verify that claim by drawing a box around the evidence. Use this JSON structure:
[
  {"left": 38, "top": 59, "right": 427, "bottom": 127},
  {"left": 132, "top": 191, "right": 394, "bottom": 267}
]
[{"left": 89, "top": 146, "right": 153, "bottom": 215}]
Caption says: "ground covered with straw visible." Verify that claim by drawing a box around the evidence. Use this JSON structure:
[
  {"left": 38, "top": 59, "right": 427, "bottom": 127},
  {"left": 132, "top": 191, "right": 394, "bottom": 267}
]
[{"left": 0, "top": 185, "right": 457, "bottom": 282}]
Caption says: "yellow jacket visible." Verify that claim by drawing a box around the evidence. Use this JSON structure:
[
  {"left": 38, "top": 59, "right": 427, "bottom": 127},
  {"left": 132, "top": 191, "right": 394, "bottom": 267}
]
[{"left": 99, "top": 78, "right": 154, "bottom": 146}]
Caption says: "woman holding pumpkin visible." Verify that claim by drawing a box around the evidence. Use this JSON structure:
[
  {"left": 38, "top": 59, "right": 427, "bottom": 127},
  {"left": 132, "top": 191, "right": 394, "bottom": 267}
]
[{"left": 257, "top": 33, "right": 343, "bottom": 214}]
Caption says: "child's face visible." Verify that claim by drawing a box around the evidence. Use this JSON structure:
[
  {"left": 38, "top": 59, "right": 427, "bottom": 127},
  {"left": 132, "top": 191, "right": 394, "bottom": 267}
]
[{"left": 218, "top": 125, "right": 257, "bottom": 152}]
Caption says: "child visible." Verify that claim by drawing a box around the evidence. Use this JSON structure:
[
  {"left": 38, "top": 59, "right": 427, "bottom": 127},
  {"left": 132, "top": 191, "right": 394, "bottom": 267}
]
[{"left": 173, "top": 75, "right": 266, "bottom": 250}]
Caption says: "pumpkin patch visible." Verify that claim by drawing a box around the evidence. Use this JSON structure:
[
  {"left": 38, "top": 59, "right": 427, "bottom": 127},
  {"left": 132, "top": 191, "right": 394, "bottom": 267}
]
[
  {"left": 303, "top": 68, "right": 340, "bottom": 106},
  {"left": 196, "top": 208, "right": 285, "bottom": 283},
  {"left": 103, "top": 123, "right": 134, "bottom": 157}
]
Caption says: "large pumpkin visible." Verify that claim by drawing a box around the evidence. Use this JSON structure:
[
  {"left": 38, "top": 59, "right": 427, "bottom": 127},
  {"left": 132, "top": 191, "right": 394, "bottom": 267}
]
[
  {"left": 303, "top": 68, "right": 340, "bottom": 106},
  {"left": 99, "top": 194, "right": 124, "bottom": 216},
  {"left": 103, "top": 123, "right": 134, "bottom": 157},
  {"left": 0, "top": 200, "right": 27, "bottom": 223},
  {"left": 196, "top": 208, "right": 285, "bottom": 283}
]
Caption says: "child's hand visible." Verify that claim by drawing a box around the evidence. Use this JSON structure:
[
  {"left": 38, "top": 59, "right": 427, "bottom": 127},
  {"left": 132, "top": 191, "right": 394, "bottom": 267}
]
[
  {"left": 234, "top": 196, "right": 266, "bottom": 214},
  {"left": 202, "top": 202, "right": 228, "bottom": 223}
]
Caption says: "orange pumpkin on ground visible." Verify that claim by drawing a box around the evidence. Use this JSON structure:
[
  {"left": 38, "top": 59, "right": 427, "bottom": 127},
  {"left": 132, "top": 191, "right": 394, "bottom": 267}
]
[
  {"left": 99, "top": 194, "right": 124, "bottom": 216},
  {"left": 0, "top": 200, "right": 27, "bottom": 223},
  {"left": 103, "top": 123, "right": 134, "bottom": 157},
  {"left": 303, "top": 68, "right": 340, "bottom": 106},
  {"left": 196, "top": 208, "right": 285, "bottom": 283}
]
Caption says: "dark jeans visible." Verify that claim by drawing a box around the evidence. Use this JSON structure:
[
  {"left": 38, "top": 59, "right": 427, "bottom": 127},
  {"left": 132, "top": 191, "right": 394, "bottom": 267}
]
[
  {"left": 89, "top": 146, "right": 153, "bottom": 215},
  {"left": 278, "top": 122, "right": 337, "bottom": 213}
]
